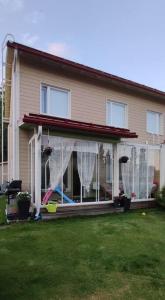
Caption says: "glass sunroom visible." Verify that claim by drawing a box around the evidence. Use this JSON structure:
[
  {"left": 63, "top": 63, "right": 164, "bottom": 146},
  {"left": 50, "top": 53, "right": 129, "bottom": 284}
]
[
  {"left": 31, "top": 134, "right": 160, "bottom": 208},
  {"left": 24, "top": 113, "right": 160, "bottom": 211}
]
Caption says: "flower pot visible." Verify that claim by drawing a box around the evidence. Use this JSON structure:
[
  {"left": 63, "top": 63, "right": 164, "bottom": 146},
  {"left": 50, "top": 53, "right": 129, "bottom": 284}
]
[
  {"left": 43, "top": 147, "right": 52, "bottom": 156},
  {"left": 113, "top": 196, "right": 121, "bottom": 208},
  {"left": 119, "top": 156, "right": 129, "bottom": 163},
  {"left": 123, "top": 197, "right": 131, "bottom": 212},
  {"left": 17, "top": 199, "right": 30, "bottom": 220}
]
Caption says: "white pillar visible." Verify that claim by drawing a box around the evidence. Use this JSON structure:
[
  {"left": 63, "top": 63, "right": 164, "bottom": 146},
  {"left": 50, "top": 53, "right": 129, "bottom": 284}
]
[
  {"left": 160, "top": 144, "right": 165, "bottom": 189},
  {"left": 35, "top": 126, "right": 42, "bottom": 216},
  {"left": 113, "top": 143, "right": 119, "bottom": 198}
]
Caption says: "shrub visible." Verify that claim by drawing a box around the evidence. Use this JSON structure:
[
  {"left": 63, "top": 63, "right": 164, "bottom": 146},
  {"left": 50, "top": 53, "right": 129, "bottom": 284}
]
[
  {"left": 16, "top": 192, "right": 31, "bottom": 220},
  {"left": 155, "top": 186, "right": 165, "bottom": 208},
  {"left": 16, "top": 192, "right": 31, "bottom": 203},
  {"left": 0, "top": 196, "right": 7, "bottom": 224}
]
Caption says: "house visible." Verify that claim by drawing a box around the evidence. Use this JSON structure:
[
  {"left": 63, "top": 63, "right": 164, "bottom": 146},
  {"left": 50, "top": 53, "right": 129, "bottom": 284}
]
[{"left": 2, "top": 40, "right": 165, "bottom": 215}]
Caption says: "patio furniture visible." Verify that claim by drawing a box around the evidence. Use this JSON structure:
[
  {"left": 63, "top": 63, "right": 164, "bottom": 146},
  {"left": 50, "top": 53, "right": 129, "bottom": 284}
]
[{"left": 5, "top": 180, "right": 22, "bottom": 204}]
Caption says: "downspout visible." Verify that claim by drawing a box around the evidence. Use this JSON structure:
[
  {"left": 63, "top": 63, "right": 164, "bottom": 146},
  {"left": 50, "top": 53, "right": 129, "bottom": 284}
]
[
  {"left": 1, "top": 34, "right": 15, "bottom": 183},
  {"left": 12, "top": 48, "right": 20, "bottom": 180}
]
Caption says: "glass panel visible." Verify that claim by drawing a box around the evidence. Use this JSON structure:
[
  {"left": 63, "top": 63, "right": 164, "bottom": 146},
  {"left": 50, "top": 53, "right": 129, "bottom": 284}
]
[
  {"left": 41, "top": 86, "right": 47, "bottom": 113},
  {"left": 41, "top": 136, "right": 114, "bottom": 204},
  {"left": 82, "top": 153, "right": 97, "bottom": 203},
  {"left": 138, "top": 147, "right": 147, "bottom": 199},
  {"left": 63, "top": 152, "right": 81, "bottom": 203},
  {"left": 148, "top": 148, "right": 160, "bottom": 198},
  {"left": 119, "top": 144, "right": 134, "bottom": 198},
  {"left": 111, "top": 102, "right": 125, "bottom": 128},
  {"left": 49, "top": 88, "right": 69, "bottom": 118},
  {"left": 147, "top": 111, "right": 160, "bottom": 134},
  {"left": 99, "top": 143, "right": 113, "bottom": 201},
  {"left": 119, "top": 144, "right": 160, "bottom": 200}
]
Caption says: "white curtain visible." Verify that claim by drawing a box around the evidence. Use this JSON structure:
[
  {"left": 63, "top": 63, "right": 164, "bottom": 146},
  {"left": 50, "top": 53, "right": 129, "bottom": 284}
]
[
  {"left": 148, "top": 149, "right": 155, "bottom": 197},
  {"left": 118, "top": 145, "right": 133, "bottom": 198},
  {"left": 76, "top": 141, "right": 97, "bottom": 192},
  {"left": 119, "top": 144, "right": 156, "bottom": 199},
  {"left": 103, "top": 144, "right": 113, "bottom": 184},
  {"left": 49, "top": 137, "right": 74, "bottom": 190},
  {"left": 120, "top": 145, "right": 133, "bottom": 198},
  {"left": 139, "top": 148, "right": 147, "bottom": 199}
]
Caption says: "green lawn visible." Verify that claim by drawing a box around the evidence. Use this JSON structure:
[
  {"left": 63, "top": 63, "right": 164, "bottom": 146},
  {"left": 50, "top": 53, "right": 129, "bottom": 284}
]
[{"left": 0, "top": 209, "right": 165, "bottom": 299}]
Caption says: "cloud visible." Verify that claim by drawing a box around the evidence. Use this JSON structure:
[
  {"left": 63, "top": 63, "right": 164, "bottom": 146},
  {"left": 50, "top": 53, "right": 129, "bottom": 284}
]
[
  {"left": 26, "top": 10, "right": 45, "bottom": 24},
  {"left": 47, "top": 42, "right": 72, "bottom": 58},
  {"left": 0, "top": 0, "right": 24, "bottom": 11},
  {"left": 22, "top": 33, "right": 39, "bottom": 46}
]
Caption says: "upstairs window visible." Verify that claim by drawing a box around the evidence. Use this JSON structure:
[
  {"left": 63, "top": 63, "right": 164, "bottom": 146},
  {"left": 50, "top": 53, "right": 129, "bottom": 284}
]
[
  {"left": 107, "top": 101, "right": 127, "bottom": 128},
  {"left": 147, "top": 111, "right": 161, "bottom": 134},
  {"left": 41, "top": 85, "right": 70, "bottom": 118}
]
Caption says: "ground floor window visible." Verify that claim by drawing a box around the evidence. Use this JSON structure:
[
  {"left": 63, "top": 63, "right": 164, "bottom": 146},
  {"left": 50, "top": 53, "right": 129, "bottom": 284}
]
[
  {"left": 118, "top": 144, "right": 160, "bottom": 199},
  {"left": 41, "top": 136, "right": 113, "bottom": 204}
]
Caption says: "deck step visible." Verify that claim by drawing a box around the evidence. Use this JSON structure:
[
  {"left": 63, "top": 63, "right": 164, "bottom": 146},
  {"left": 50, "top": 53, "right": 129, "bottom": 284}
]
[{"left": 42, "top": 204, "right": 123, "bottom": 220}]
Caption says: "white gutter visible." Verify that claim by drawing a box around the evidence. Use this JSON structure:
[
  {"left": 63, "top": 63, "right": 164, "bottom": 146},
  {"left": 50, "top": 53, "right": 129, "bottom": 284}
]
[{"left": 1, "top": 34, "right": 15, "bottom": 184}]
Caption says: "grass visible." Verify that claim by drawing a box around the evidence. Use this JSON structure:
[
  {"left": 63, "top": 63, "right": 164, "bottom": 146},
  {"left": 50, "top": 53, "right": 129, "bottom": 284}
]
[{"left": 0, "top": 209, "right": 165, "bottom": 299}]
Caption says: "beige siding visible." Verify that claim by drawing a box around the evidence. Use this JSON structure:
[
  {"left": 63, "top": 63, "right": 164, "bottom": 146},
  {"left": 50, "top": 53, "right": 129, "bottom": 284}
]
[
  {"left": 18, "top": 58, "right": 165, "bottom": 190},
  {"left": 19, "top": 129, "right": 33, "bottom": 190},
  {"left": 19, "top": 59, "right": 165, "bottom": 145}
]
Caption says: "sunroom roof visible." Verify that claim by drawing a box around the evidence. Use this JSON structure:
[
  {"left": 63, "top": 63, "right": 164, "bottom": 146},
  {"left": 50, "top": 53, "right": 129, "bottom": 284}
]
[{"left": 22, "top": 113, "right": 138, "bottom": 139}]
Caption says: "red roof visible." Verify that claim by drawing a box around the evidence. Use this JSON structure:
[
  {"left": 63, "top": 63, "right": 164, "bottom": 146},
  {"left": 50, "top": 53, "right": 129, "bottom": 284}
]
[
  {"left": 22, "top": 113, "right": 138, "bottom": 139},
  {"left": 7, "top": 41, "right": 165, "bottom": 99}
]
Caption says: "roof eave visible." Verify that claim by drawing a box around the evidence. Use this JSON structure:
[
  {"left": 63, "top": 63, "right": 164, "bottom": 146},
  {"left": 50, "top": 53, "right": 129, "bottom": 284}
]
[
  {"left": 21, "top": 113, "right": 138, "bottom": 139},
  {"left": 7, "top": 41, "right": 165, "bottom": 101}
]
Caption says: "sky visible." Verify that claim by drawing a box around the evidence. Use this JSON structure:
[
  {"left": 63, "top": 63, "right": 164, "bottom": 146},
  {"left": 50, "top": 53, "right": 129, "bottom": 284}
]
[{"left": 0, "top": 0, "right": 165, "bottom": 91}]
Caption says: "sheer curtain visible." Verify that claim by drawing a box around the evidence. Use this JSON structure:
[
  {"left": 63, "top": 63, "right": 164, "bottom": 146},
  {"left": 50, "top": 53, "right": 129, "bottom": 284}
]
[
  {"left": 139, "top": 148, "right": 147, "bottom": 199},
  {"left": 119, "top": 144, "right": 156, "bottom": 200},
  {"left": 148, "top": 148, "right": 155, "bottom": 197},
  {"left": 76, "top": 141, "right": 98, "bottom": 192},
  {"left": 119, "top": 145, "right": 133, "bottom": 198},
  {"left": 103, "top": 143, "right": 113, "bottom": 184},
  {"left": 49, "top": 137, "right": 75, "bottom": 190}
]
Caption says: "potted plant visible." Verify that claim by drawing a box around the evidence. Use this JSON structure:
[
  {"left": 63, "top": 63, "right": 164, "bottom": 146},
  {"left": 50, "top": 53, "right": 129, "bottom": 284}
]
[
  {"left": 119, "top": 156, "right": 129, "bottom": 163},
  {"left": 16, "top": 192, "right": 31, "bottom": 220},
  {"left": 43, "top": 146, "right": 52, "bottom": 156},
  {"left": 119, "top": 192, "right": 131, "bottom": 212}
]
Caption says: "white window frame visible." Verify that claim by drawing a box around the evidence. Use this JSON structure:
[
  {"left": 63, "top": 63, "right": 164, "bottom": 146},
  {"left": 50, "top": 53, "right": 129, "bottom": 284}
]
[
  {"left": 146, "top": 110, "right": 162, "bottom": 135},
  {"left": 106, "top": 100, "right": 128, "bottom": 129},
  {"left": 40, "top": 84, "right": 71, "bottom": 119}
]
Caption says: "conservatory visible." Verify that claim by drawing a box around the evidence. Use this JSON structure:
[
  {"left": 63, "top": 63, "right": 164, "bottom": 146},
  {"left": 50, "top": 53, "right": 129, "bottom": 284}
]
[{"left": 26, "top": 113, "right": 160, "bottom": 211}]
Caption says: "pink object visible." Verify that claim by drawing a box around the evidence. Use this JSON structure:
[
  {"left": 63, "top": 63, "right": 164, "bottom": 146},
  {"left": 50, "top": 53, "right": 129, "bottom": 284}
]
[{"left": 42, "top": 189, "right": 53, "bottom": 204}]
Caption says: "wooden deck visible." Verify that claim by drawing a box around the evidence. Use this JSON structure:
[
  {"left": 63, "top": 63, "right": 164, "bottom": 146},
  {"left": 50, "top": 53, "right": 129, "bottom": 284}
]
[
  {"left": 41, "top": 200, "right": 156, "bottom": 220},
  {"left": 41, "top": 203, "right": 124, "bottom": 220}
]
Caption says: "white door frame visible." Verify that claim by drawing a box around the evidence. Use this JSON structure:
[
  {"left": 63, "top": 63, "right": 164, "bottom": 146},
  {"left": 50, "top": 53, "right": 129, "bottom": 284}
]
[{"left": 29, "top": 126, "right": 42, "bottom": 213}]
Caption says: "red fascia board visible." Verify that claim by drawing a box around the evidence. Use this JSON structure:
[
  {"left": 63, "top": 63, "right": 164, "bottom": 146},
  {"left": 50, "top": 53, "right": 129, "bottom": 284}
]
[
  {"left": 29, "top": 113, "right": 131, "bottom": 133},
  {"left": 23, "top": 114, "right": 138, "bottom": 138},
  {"left": 7, "top": 41, "right": 165, "bottom": 99}
]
